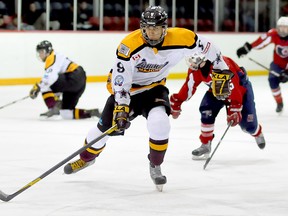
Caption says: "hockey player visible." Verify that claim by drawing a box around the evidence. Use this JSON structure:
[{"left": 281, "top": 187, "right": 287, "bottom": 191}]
[
  {"left": 236, "top": 16, "right": 288, "bottom": 113},
  {"left": 63, "top": 6, "right": 230, "bottom": 191},
  {"left": 170, "top": 54, "right": 266, "bottom": 160},
  {"left": 29, "top": 40, "right": 101, "bottom": 119}
]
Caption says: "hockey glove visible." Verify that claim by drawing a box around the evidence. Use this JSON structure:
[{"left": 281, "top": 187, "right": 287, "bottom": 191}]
[
  {"left": 227, "top": 104, "right": 242, "bottom": 127},
  {"left": 211, "top": 69, "right": 234, "bottom": 100},
  {"left": 170, "top": 94, "right": 183, "bottom": 119},
  {"left": 113, "top": 104, "right": 131, "bottom": 131},
  {"left": 279, "top": 70, "right": 288, "bottom": 83},
  {"left": 236, "top": 42, "right": 252, "bottom": 58},
  {"left": 29, "top": 83, "right": 40, "bottom": 99}
]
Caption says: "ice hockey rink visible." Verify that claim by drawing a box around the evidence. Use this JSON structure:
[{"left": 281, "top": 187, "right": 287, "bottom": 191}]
[{"left": 0, "top": 76, "right": 287, "bottom": 216}]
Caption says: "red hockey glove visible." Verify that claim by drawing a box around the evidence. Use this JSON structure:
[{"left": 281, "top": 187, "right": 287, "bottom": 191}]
[
  {"left": 227, "top": 104, "right": 242, "bottom": 126},
  {"left": 170, "top": 94, "right": 183, "bottom": 119}
]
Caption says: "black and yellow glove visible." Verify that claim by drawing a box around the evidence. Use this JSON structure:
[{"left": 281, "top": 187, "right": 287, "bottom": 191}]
[
  {"left": 29, "top": 83, "right": 40, "bottom": 99},
  {"left": 113, "top": 104, "right": 131, "bottom": 131},
  {"left": 211, "top": 69, "right": 234, "bottom": 100}
]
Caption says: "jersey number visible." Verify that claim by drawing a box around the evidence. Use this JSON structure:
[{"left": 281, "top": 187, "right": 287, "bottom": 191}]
[{"left": 117, "top": 62, "right": 125, "bottom": 73}]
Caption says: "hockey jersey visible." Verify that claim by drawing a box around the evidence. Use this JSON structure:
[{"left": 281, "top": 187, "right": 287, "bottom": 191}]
[
  {"left": 251, "top": 28, "right": 288, "bottom": 69},
  {"left": 108, "top": 27, "right": 229, "bottom": 105},
  {"left": 39, "top": 51, "right": 79, "bottom": 92},
  {"left": 175, "top": 56, "right": 247, "bottom": 106}
]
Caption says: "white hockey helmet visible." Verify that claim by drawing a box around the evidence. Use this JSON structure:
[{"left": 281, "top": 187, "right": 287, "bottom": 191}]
[
  {"left": 276, "top": 16, "right": 288, "bottom": 37},
  {"left": 185, "top": 52, "right": 207, "bottom": 70}
]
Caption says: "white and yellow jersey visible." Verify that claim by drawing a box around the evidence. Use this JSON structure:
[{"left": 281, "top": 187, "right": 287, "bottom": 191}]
[
  {"left": 109, "top": 27, "right": 229, "bottom": 105},
  {"left": 39, "top": 51, "right": 79, "bottom": 92}
]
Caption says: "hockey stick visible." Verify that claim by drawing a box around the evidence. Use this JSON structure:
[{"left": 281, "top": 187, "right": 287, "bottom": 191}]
[
  {"left": 203, "top": 121, "right": 233, "bottom": 170},
  {"left": 0, "top": 124, "right": 117, "bottom": 202},
  {"left": 248, "top": 57, "right": 269, "bottom": 70},
  {"left": 0, "top": 96, "right": 30, "bottom": 110},
  {"left": 248, "top": 57, "right": 280, "bottom": 77}
]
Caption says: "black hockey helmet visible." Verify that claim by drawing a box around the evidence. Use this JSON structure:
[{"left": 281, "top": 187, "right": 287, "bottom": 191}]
[
  {"left": 140, "top": 6, "right": 168, "bottom": 46},
  {"left": 36, "top": 40, "right": 53, "bottom": 54}
]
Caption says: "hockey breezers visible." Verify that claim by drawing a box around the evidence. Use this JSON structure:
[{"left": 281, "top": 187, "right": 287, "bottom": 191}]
[
  {"left": 0, "top": 95, "right": 30, "bottom": 110},
  {"left": 203, "top": 121, "right": 233, "bottom": 170},
  {"left": 0, "top": 124, "right": 117, "bottom": 202}
]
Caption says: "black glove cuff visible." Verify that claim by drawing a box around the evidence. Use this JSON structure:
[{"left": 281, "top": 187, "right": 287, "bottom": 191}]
[{"left": 244, "top": 42, "right": 252, "bottom": 52}]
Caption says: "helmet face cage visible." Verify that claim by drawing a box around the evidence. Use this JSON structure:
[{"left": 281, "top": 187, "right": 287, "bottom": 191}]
[
  {"left": 185, "top": 53, "right": 206, "bottom": 70},
  {"left": 276, "top": 16, "right": 288, "bottom": 37},
  {"left": 36, "top": 40, "right": 53, "bottom": 54},
  {"left": 140, "top": 6, "right": 168, "bottom": 46}
]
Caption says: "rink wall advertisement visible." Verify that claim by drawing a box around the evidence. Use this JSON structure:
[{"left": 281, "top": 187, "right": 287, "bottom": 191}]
[{"left": 0, "top": 31, "right": 273, "bottom": 85}]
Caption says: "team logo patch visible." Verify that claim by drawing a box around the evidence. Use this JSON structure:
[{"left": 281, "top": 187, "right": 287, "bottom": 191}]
[
  {"left": 202, "top": 110, "right": 212, "bottom": 117},
  {"left": 118, "top": 43, "right": 130, "bottom": 56},
  {"left": 135, "top": 59, "right": 168, "bottom": 72},
  {"left": 214, "top": 52, "right": 222, "bottom": 64},
  {"left": 114, "top": 75, "right": 124, "bottom": 86},
  {"left": 276, "top": 45, "right": 288, "bottom": 58},
  {"left": 247, "top": 114, "right": 254, "bottom": 122},
  {"left": 132, "top": 54, "right": 141, "bottom": 61},
  {"left": 115, "top": 88, "right": 129, "bottom": 98}
]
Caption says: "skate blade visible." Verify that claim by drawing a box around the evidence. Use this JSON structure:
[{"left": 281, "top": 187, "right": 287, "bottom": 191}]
[
  {"left": 192, "top": 153, "right": 209, "bottom": 160},
  {"left": 156, "top": 184, "right": 164, "bottom": 192},
  {"left": 39, "top": 115, "right": 62, "bottom": 121}
]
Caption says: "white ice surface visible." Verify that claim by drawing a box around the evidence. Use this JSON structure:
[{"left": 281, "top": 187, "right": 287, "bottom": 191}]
[{"left": 0, "top": 76, "right": 287, "bottom": 216}]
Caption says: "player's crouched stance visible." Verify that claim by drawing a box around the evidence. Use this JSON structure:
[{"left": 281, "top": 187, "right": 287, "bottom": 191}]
[
  {"left": 29, "top": 40, "right": 101, "bottom": 119},
  {"left": 170, "top": 54, "right": 266, "bottom": 160},
  {"left": 63, "top": 86, "right": 170, "bottom": 191}
]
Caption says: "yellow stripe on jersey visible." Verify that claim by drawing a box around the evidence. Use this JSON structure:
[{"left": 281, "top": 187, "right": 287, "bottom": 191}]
[
  {"left": 149, "top": 141, "right": 168, "bottom": 151},
  {"left": 106, "top": 70, "right": 113, "bottom": 94},
  {"left": 116, "top": 28, "right": 197, "bottom": 60},
  {"left": 66, "top": 62, "right": 79, "bottom": 72},
  {"left": 130, "top": 79, "right": 166, "bottom": 93},
  {"left": 45, "top": 51, "right": 56, "bottom": 69},
  {"left": 162, "top": 27, "right": 197, "bottom": 48},
  {"left": 117, "top": 29, "right": 145, "bottom": 59},
  {"left": 106, "top": 69, "right": 166, "bottom": 95}
]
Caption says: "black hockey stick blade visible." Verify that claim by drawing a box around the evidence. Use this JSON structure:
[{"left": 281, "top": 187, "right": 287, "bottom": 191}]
[
  {"left": 0, "top": 190, "right": 10, "bottom": 202},
  {"left": 0, "top": 124, "right": 117, "bottom": 202},
  {"left": 203, "top": 121, "right": 233, "bottom": 170}
]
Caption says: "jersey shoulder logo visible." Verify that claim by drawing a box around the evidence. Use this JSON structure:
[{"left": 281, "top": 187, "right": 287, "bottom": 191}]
[
  {"left": 118, "top": 43, "right": 130, "bottom": 56},
  {"left": 276, "top": 45, "right": 288, "bottom": 58}
]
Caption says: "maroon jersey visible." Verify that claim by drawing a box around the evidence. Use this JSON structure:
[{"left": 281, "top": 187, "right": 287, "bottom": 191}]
[
  {"left": 251, "top": 28, "right": 288, "bottom": 69},
  {"left": 176, "top": 56, "right": 246, "bottom": 106}
]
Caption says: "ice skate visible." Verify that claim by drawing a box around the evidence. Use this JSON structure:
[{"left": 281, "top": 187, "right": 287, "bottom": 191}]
[
  {"left": 64, "top": 158, "right": 95, "bottom": 174},
  {"left": 149, "top": 163, "right": 166, "bottom": 192},
  {"left": 255, "top": 133, "right": 266, "bottom": 149},
  {"left": 192, "top": 141, "right": 211, "bottom": 160},
  {"left": 40, "top": 100, "right": 62, "bottom": 118},
  {"left": 276, "top": 102, "right": 283, "bottom": 113}
]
